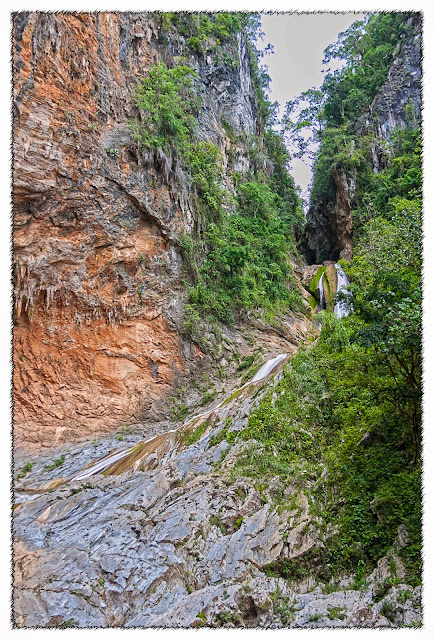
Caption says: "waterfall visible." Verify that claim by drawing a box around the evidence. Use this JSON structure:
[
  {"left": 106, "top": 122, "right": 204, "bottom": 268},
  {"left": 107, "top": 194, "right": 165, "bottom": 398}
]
[
  {"left": 69, "top": 353, "right": 289, "bottom": 482},
  {"left": 251, "top": 353, "right": 287, "bottom": 383},
  {"left": 317, "top": 273, "right": 326, "bottom": 310},
  {"left": 334, "top": 264, "right": 351, "bottom": 318}
]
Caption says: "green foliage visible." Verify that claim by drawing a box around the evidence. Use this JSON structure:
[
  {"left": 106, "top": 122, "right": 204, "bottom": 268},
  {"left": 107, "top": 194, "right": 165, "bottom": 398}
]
[
  {"left": 327, "top": 606, "right": 346, "bottom": 621},
  {"left": 182, "top": 303, "right": 201, "bottom": 335},
  {"left": 309, "top": 613, "right": 323, "bottom": 622},
  {"left": 186, "top": 141, "right": 225, "bottom": 219},
  {"left": 352, "top": 560, "right": 369, "bottom": 590},
  {"left": 309, "top": 122, "right": 421, "bottom": 245},
  {"left": 130, "top": 62, "right": 197, "bottom": 155},
  {"left": 160, "top": 12, "right": 242, "bottom": 53},
  {"left": 237, "top": 355, "right": 255, "bottom": 372},
  {"left": 344, "top": 194, "right": 422, "bottom": 463},
  {"left": 215, "top": 9, "right": 420, "bottom": 595},
  {"left": 187, "top": 180, "right": 303, "bottom": 324},
  {"left": 221, "top": 117, "right": 236, "bottom": 142},
  {"left": 263, "top": 130, "right": 305, "bottom": 238},
  {"left": 43, "top": 454, "right": 66, "bottom": 472},
  {"left": 223, "top": 322, "right": 421, "bottom": 583},
  {"left": 156, "top": 13, "right": 249, "bottom": 73},
  {"left": 397, "top": 588, "right": 412, "bottom": 603},
  {"left": 170, "top": 401, "right": 189, "bottom": 423},
  {"left": 200, "top": 389, "right": 215, "bottom": 406},
  {"left": 128, "top": 11, "right": 304, "bottom": 329},
  {"left": 309, "top": 266, "right": 326, "bottom": 296},
  {"left": 283, "top": 87, "right": 325, "bottom": 161},
  {"left": 361, "top": 126, "right": 421, "bottom": 223},
  {"left": 271, "top": 587, "right": 295, "bottom": 624},
  {"left": 208, "top": 419, "right": 236, "bottom": 448},
  {"left": 59, "top": 618, "right": 77, "bottom": 628},
  {"left": 180, "top": 417, "right": 210, "bottom": 446},
  {"left": 242, "top": 17, "right": 278, "bottom": 131},
  {"left": 178, "top": 234, "right": 199, "bottom": 281},
  {"left": 291, "top": 17, "right": 421, "bottom": 585},
  {"left": 322, "top": 13, "right": 411, "bottom": 127},
  {"left": 209, "top": 514, "right": 227, "bottom": 536},
  {"left": 290, "top": 12, "right": 420, "bottom": 227},
  {"left": 17, "top": 461, "right": 34, "bottom": 480},
  {"left": 408, "top": 619, "right": 422, "bottom": 628},
  {"left": 130, "top": 47, "right": 303, "bottom": 328},
  {"left": 381, "top": 600, "right": 397, "bottom": 622},
  {"left": 196, "top": 611, "right": 207, "bottom": 625}
]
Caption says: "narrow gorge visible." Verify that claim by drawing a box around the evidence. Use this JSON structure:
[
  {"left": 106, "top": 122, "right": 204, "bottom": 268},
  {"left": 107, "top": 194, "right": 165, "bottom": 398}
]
[{"left": 13, "top": 12, "right": 422, "bottom": 629}]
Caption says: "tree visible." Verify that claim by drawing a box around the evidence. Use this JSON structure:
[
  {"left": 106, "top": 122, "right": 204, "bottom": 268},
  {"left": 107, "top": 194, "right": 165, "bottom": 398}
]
[
  {"left": 344, "top": 200, "right": 422, "bottom": 462},
  {"left": 282, "top": 88, "right": 325, "bottom": 162}
]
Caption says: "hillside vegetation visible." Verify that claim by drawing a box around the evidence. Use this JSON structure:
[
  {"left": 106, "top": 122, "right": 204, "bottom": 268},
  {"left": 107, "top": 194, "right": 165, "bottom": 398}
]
[
  {"left": 130, "top": 12, "right": 422, "bottom": 586},
  {"left": 237, "top": 11, "right": 422, "bottom": 586},
  {"left": 130, "top": 13, "right": 305, "bottom": 326},
  {"left": 13, "top": 11, "right": 422, "bottom": 629}
]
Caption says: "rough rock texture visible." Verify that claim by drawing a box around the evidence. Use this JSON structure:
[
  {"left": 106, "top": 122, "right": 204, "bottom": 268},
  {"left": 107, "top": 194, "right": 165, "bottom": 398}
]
[
  {"left": 13, "top": 12, "right": 305, "bottom": 451},
  {"left": 300, "top": 262, "right": 338, "bottom": 314},
  {"left": 368, "top": 15, "right": 422, "bottom": 144},
  {"left": 301, "top": 14, "right": 421, "bottom": 265},
  {"left": 13, "top": 12, "right": 183, "bottom": 449},
  {"left": 302, "top": 168, "right": 356, "bottom": 264},
  {"left": 13, "top": 362, "right": 421, "bottom": 628}
]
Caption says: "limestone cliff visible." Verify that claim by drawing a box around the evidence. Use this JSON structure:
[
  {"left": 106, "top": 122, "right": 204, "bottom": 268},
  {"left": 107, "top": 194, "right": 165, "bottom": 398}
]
[
  {"left": 367, "top": 14, "right": 422, "bottom": 143},
  {"left": 13, "top": 12, "right": 307, "bottom": 450},
  {"left": 301, "top": 14, "right": 421, "bottom": 265},
  {"left": 302, "top": 169, "right": 355, "bottom": 264},
  {"left": 12, "top": 14, "right": 421, "bottom": 629}
]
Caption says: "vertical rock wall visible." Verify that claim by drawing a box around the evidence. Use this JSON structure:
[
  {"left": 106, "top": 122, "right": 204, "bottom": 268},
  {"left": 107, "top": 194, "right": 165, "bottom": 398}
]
[
  {"left": 12, "top": 12, "right": 258, "bottom": 449},
  {"left": 301, "top": 14, "right": 421, "bottom": 265}
]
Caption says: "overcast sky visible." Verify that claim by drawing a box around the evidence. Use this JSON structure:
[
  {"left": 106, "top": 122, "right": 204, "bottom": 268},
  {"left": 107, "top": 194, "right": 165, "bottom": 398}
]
[{"left": 260, "top": 12, "right": 365, "bottom": 199}]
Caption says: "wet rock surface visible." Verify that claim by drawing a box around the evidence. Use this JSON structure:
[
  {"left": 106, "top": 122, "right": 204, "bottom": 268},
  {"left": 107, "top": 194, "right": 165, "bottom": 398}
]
[
  {"left": 13, "top": 365, "right": 421, "bottom": 628},
  {"left": 12, "top": 13, "right": 422, "bottom": 630}
]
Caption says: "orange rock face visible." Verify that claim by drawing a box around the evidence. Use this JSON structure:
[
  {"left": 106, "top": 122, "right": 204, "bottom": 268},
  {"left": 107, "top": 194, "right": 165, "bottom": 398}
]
[
  {"left": 13, "top": 13, "right": 190, "bottom": 450},
  {"left": 12, "top": 12, "right": 303, "bottom": 453}
]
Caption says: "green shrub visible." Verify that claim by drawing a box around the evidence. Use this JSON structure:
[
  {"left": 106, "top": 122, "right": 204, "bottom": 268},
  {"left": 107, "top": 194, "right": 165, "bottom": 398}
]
[
  {"left": 128, "top": 22, "right": 303, "bottom": 328},
  {"left": 130, "top": 62, "right": 197, "bottom": 155},
  {"left": 17, "top": 461, "right": 34, "bottom": 480},
  {"left": 180, "top": 419, "right": 209, "bottom": 446},
  {"left": 271, "top": 587, "right": 295, "bottom": 624},
  {"left": 43, "top": 454, "right": 66, "bottom": 472},
  {"left": 327, "top": 606, "right": 346, "bottom": 621}
]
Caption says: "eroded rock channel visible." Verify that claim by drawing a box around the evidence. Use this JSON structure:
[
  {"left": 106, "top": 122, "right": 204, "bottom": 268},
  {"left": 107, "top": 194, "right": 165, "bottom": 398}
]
[{"left": 14, "top": 353, "right": 420, "bottom": 628}]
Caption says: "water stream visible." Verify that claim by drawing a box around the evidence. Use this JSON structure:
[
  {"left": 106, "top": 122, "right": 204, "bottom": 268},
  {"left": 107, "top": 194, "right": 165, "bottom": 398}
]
[
  {"left": 69, "top": 353, "right": 289, "bottom": 482},
  {"left": 317, "top": 273, "right": 326, "bottom": 311},
  {"left": 70, "top": 265, "right": 352, "bottom": 484},
  {"left": 334, "top": 263, "right": 351, "bottom": 319},
  {"left": 18, "top": 263, "right": 352, "bottom": 492},
  {"left": 316, "top": 264, "right": 351, "bottom": 317}
]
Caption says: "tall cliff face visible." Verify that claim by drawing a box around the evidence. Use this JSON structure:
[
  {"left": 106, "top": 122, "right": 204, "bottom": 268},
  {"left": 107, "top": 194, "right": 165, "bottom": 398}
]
[
  {"left": 13, "top": 15, "right": 422, "bottom": 629},
  {"left": 12, "top": 13, "right": 265, "bottom": 449},
  {"left": 301, "top": 14, "right": 421, "bottom": 265},
  {"left": 302, "top": 169, "right": 355, "bottom": 264},
  {"left": 368, "top": 14, "right": 421, "bottom": 143}
]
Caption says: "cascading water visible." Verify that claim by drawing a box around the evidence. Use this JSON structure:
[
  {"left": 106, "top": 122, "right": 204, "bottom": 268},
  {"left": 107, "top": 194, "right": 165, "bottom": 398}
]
[
  {"left": 251, "top": 353, "right": 287, "bottom": 382},
  {"left": 60, "top": 353, "right": 289, "bottom": 483},
  {"left": 334, "top": 263, "right": 351, "bottom": 318},
  {"left": 317, "top": 273, "right": 326, "bottom": 311}
]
